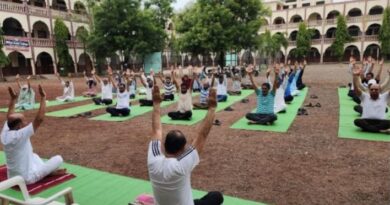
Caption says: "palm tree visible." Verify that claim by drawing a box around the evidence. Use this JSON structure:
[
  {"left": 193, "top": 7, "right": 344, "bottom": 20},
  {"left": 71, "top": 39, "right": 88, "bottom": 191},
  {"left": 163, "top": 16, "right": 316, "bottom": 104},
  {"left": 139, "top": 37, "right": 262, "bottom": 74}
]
[{"left": 257, "top": 30, "right": 288, "bottom": 65}]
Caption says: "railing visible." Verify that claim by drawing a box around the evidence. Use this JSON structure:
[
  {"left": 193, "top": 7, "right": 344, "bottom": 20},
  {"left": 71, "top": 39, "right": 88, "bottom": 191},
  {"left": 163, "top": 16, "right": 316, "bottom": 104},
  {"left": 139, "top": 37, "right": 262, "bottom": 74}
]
[
  {"left": 0, "top": 1, "right": 89, "bottom": 23},
  {"left": 288, "top": 22, "right": 300, "bottom": 29},
  {"left": 366, "top": 14, "right": 382, "bottom": 21},
  {"left": 3, "top": 35, "right": 83, "bottom": 49},
  {"left": 365, "top": 35, "right": 379, "bottom": 41},
  {"left": 308, "top": 20, "right": 322, "bottom": 27},
  {"left": 31, "top": 38, "right": 53, "bottom": 47},
  {"left": 346, "top": 16, "right": 362, "bottom": 23},
  {"left": 311, "top": 39, "right": 322, "bottom": 45}
]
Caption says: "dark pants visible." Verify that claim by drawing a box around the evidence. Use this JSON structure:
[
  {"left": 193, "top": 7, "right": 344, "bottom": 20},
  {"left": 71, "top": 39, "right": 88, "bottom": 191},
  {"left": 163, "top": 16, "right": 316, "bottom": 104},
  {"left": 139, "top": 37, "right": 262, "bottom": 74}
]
[
  {"left": 297, "top": 84, "right": 306, "bottom": 90},
  {"left": 354, "top": 119, "right": 390, "bottom": 133},
  {"left": 163, "top": 94, "right": 175, "bottom": 101},
  {"left": 106, "top": 107, "right": 130, "bottom": 117},
  {"left": 246, "top": 113, "right": 277, "bottom": 125},
  {"left": 354, "top": 105, "right": 363, "bottom": 115},
  {"left": 92, "top": 98, "right": 113, "bottom": 105},
  {"left": 242, "top": 84, "right": 252, "bottom": 90},
  {"left": 130, "top": 94, "right": 135, "bottom": 99},
  {"left": 168, "top": 111, "right": 192, "bottom": 120},
  {"left": 348, "top": 90, "right": 361, "bottom": 104},
  {"left": 228, "top": 91, "right": 241, "bottom": 96},
  {"left": 139, "top": 99, "right": 153, "bottom": 106},
  {"left": 217, "top": 95, "right": 227, "bottom": 102},
  {"left": 193, "top": 88, "right": 201, "bottom": 93},
  {"left": 194, "top": 191, "right": 224, "bottom": 205},
  {"left": 284, "top": 95, "right": 294, "bottom": 103}
]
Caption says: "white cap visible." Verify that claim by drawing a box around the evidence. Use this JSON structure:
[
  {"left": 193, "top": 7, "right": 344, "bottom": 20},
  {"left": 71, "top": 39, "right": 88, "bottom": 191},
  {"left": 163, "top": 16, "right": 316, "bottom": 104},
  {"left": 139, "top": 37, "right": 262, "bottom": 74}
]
[{"left": 368, "top": 79, "right": 377, "bottom": 86}]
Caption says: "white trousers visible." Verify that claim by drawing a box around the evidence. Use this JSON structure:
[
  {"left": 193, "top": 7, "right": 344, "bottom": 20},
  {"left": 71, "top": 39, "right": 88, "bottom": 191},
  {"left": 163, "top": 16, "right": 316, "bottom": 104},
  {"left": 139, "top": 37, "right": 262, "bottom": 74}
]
[
  {"left": 56, "top": 96, "right": 74, "bottom": 102},
  {"left": 274, "top": 88, "right": 287, "bottom": 113},
  {"left": 25, "top": 155, "right": 63, "bottom": 185}
]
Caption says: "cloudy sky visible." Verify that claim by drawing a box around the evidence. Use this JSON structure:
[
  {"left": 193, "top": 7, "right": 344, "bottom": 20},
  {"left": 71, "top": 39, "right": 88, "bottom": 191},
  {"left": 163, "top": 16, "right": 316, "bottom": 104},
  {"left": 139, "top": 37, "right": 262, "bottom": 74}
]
[{"left": 172, "top": 0, "right": 194, "bottom": 11}]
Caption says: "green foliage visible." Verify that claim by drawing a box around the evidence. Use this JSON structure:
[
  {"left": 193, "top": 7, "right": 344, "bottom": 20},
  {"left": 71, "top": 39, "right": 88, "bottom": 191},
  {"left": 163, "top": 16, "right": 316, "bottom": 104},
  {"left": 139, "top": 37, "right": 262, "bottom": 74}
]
[
  {"left": 76, "top": 26, "right": 89, "bottom": 50},
  {"left": 293, "top": 22, "right": 313, "bottom": 60},
  {"left": 379, "top": 7, "right": 390, "bottom": 59},
  {"left": 257, "top": 30, "right": 287, "bottom": 63},
  {"left": 175, "top": 0, "right": 269, "bottom": 66},
  {"left": 54, "top": 18, "right": 73, "bottom": 75},
  {"left": 330, "top": 15, "right": 351, "bottom": 61},
  {"left": 89, "top": 0, "right": 167, "bottom": 62},
  {"left": 144, "top": 0, "right": 174, "bottom": 29},
  {"left": 0, "top": 28, "right": 9, "bottom": 67}
]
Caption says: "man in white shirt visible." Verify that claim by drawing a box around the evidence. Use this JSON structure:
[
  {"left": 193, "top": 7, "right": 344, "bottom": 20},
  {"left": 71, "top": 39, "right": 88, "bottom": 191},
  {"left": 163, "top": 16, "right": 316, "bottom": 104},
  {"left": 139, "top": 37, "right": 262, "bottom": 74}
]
[
  {"left": 139, "top": 72, "right": 154, "bottom": 106},
  {"left": 55, "top": 73, "right": 75, "bottom": 102},
  {"left": 168, "top": 69, "right": 193, "bottom": 120},
  {"left": 352, "top": 64, "right": 390, "bottom": 133},
  {"left": 15, "top": 74, "right": 35, "bottom": 110},
  {"left": 106, "top": 79, "right": 131, "bottom": 117},
  {"left": 148, "top": 86, "right": 223, "bottom": 205},
  {"left": 92, "top": 68, "right": 114, "bottom": 105},
  {"left": 1, "top": 85, "right": 64, "bottom": 185},
  {"left": 211, "top": 72, "right": 228, "bottom": 102}
]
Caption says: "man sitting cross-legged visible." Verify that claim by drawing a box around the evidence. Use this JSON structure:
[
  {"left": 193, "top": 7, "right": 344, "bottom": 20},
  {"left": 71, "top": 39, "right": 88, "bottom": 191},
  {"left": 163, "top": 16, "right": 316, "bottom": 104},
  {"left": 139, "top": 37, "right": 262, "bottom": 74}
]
[
  {"left": 211, "top": 71, "right": 228, "bottom": 102},
  {"left": 1, "top": 85, "right": 65, "bottom": 185},
  {"left": 15, "top": 74, "right": 35, "bottom": 110},
  {"left": 167, "top": 68, "right": 193, "bottom": 121},
  {"left": 55, "top": 72, "right": 75, "bottom": 102},
  {"left": 227, "top": 73, "right": 242, "bottom": 96},
  {"left": 106, "top": 70, "right": 132, "bottom": 117},
  {"left": 138, "top": 71, "right": 155, "bottom": 106},
  {"left": 92, "top": 67, "right": 114, "bottom": 105},
  {"left": 352, "top": 64, "right": 390, "bottom": 133},
  {"left": 158, "top": 68, "right": 176, "bottom": 101},
  {"left": 193, "top": 80, "right": 211, "bottom": 109},
  {"left": 148, "top": 85, "right": 224, "bottom": 205},
  {"left": 245, "top": 64, "right": 278, "bottom": 125}
]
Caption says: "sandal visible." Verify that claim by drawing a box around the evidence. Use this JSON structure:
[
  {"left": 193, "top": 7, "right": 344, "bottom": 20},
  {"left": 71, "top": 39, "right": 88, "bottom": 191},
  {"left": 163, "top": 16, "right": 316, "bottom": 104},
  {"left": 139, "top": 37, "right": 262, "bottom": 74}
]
[
  {"left": 241, "top": 99, "right": 249, "bottom": 103},
  {"left": 310, "top": 94, "right": 318, "bottom": 99},
  {"left": 305, "top": 102, "right": 314, "bottom": 107},
  {"left": 213, "top": 119, "right": 222, "bottom": 126},
  {"left": 315, "top": 103, "right": 321, "bottom": 108},
  {"left": 224, "top": 106, "right": 234, "bottom": 111}
]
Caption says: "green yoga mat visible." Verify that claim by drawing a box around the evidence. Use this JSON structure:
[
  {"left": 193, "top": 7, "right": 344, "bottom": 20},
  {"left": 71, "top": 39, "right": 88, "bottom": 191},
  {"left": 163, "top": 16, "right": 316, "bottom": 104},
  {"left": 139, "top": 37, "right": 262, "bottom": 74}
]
[
  {"left": 338, "top": 88, "right": 390, "bottom": 142},
  {"left": 0, "top": 152, "right": 265, "bottom": 205},
  {"left": 230, "top": 88, "right": 308, "bottom": 132},
  {"left": 0, "top": 96, "right": 92, "bottom": 113},
  {"left": 160, "top": 89, "right": 254, "bottom": 126}
]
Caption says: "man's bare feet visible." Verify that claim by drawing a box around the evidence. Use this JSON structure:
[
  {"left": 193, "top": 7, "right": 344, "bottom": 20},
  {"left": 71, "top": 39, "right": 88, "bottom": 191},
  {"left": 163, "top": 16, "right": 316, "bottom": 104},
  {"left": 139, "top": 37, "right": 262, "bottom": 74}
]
[{"left": 49, "top": 168, "right": 67, "bottom": 176}]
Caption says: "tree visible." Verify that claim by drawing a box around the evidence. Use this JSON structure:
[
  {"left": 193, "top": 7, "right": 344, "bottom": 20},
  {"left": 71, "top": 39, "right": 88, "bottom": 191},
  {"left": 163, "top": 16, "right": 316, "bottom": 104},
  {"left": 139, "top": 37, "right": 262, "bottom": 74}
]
[
  {"left": 379, "top": 7, "right": 390, "bottom": 59},
  {"left": 144, "top": 0, "right": 175, "bottom": 29},
  {"left": 175, "top": 0, "right": 269, "bottom": 67},
  {"left": 257, "top": 30, "right": 288, "bottom": 65},
  {"left": 292, "top": 22, "right": 313, "bottom": 61},
  {"left": 330, "top": 15, "right": 351, "bottom": 61},
  {"left": 54, "top": 18, "right": 73, "bottom": 75},
  {"left": 76, "top": 26, "right": 89, "bottom": 54},
  {"left": 0, "top": 28, "right": 9, "bottom": 80}
]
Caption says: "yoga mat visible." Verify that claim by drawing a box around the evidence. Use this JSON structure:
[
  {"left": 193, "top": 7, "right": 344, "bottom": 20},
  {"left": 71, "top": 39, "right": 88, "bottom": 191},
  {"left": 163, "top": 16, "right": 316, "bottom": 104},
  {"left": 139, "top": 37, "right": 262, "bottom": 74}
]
[
  {"left": 0, "top": 152, "right": 265, "bottom": 205},
  {"left": 0, "top": 96, "right": 92, "bottom": 113},
  {"left": 160, "top": 89, "right": 254, "bottom": 126},
  {"left": 338, "top": 88, "right": 390, "bottom": 142},
  {"left": 230, "top": 88, "right": 308, "bottom": 132}
]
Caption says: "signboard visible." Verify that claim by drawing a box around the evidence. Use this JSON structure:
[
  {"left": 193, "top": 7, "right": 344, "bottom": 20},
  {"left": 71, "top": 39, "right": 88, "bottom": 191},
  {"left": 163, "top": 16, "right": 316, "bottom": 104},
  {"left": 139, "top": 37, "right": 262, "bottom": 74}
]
[
  {"left": 144, "top": 52, "right": 162, "bottom": 73},
  {"left": 225, "top": 52, "right": 238, "bottom": 66},
  {"left": 4, "top": 37, "right": 30, "bottom": 51}
]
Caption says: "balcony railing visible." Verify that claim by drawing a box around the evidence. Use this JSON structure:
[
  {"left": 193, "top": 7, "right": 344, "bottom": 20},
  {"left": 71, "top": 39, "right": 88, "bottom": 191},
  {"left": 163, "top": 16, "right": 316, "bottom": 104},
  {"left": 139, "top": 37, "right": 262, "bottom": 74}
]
[
  {"left": 0, "top": 1, "right": 89, "bottom": 23},
  {"left": 3, "top": 35, "right": 84, "bottom": 49},
  {"left": 365, "top": 35, "right": 379, "bottom": 41}
]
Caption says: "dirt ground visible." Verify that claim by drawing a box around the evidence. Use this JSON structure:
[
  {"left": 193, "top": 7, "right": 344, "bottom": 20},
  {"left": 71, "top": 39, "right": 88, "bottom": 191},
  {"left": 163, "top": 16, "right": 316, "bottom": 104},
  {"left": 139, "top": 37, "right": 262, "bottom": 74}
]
[{"left": 0, "top": 64, "right": 389, "bottom": 205}]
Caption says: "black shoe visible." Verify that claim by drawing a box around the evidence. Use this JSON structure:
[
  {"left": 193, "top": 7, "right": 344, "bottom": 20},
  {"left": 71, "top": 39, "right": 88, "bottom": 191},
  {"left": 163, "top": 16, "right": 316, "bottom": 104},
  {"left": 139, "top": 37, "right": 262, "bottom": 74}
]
[
  {"left": 305, "top": 102, "right": 314, "bottom": 107},
  {"left": 241, "top": 99, "right": 249, "bottom": 103},
  {"left": 315, "top": 103, "right": 321, "bottom": 108},
  {"left": 224, "top": 106, "right": 234, "bottom": 111},
  {"left": 213, "top": 119, "right": 222, "bottom": 126},
  {"left": 310, "top": 94, "right": 318, "bottom": 99}
]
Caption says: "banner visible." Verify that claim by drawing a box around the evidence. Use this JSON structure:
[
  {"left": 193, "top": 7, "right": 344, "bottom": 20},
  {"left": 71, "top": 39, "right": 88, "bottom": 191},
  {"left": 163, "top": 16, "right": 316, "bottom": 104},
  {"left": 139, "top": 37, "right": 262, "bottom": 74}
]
[
  {"left": 225, "top": 52, "right": 238, "bottom": 66},
  {"left": 144, "top": 52, "right": 162, "bottom": 73},
  {"left": 4, "top": 37, "right": 30, "bottom": 52}
]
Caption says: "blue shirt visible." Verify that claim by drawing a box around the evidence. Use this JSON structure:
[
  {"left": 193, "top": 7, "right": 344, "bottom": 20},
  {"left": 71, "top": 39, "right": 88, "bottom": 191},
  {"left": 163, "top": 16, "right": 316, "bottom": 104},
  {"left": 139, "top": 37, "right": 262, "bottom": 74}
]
[{"left": 255, "top": 89, "right": 275, "bottom": 114}]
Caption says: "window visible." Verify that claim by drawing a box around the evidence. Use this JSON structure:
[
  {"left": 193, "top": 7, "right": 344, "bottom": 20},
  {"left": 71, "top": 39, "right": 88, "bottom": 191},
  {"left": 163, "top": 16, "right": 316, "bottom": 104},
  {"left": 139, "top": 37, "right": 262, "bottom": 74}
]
[
  {"left": 316, "top": 1, "right": 325, "bottom": 5},
  {"left": 303, "top": 3, "right": 310, "bottom": 7},
  {"left": 283, "top": 5, "right": 289, "bottom": 10}
]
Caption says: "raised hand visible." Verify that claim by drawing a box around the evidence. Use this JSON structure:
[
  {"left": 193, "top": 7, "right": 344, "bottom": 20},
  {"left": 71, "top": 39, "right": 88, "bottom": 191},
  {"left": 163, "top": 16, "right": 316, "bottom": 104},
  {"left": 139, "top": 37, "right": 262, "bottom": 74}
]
[
  {"left": 245, "top": 64, "right": 254, "bottom": 74},
  {"left": 380, "top": 59, "right": 384, "bottom": 66},
  {"left": 152, "top": 85, "right": 162, "bottom": 104},
  {"left": 107, "top": 66, "right": 113, "bottom": 75},
  {"left": 353, "top": 65, "right": 362, "bottom": 76},
  {"left": 38, "top": 84, "right": 46, "bottom": 98},
  {"left": 208, "top": 88, "right": 217, "bottom": 109},
  {"left": 303, "top": 59, "right": 307, "bottom": 66},
  {"left": 91, "top": 69, "right": 96, "bottom": 75},
  {"left": 287, "top": 60, "right": 291, "bottom": 65},
  {"left": 8, "top": 87, "right": 18, "bottom": 100},
  {"left": 27, "top": 75, "right": 31, "bottom": 80},
  {"left": 15, "top": 74, "right": 20, "bottom": 79},
  {"left": 274, "top": 64, "right": 280, "bottom": 74}
]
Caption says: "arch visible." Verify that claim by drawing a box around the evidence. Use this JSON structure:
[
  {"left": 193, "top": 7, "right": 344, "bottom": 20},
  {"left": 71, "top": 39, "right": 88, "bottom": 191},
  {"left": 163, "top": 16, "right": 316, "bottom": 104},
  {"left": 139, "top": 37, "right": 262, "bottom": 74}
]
[
  {"left": 307, "top": 47, "right": 320, "bottom": 63},
  {"left": 347, "top": 25, "right": 362, "bottom": 37},
  {"left": 290, "top": 14, "right": 303, "bottom": 23},
  {"left": 77, "top": 53, "right": 92, "bottom": 73},
  {"left": 3, "top": 18, "right": 25, "bottom": 37},
  {"left": 325, "top": 27, "right": 336, "bottom": 38},
  {"left": 32, "top": 21, "right": 50, "bottom": 39},
  {"left": 3, "top": 51, "right": 31, "bottom": 76},
  {"left": 52, "top": 0, "right": 67, "bottom": 11},
  {"left": 344, "top": 45, "right": 360, "bottom": 62},
  {"left": 307, "top": 12, "right": 322, "bottom": 21},
  {"left": 366, "top": 24, "right": 381, "bottom": 35},
  {"left": 323, "top": 47, "right": 338, "bottom": 62},
  {"left": 312, "top": 29, "right": 321, "bottom": 39},
  {"left": 28, "top": 0, "right": 46, "bottom": 7},
  {"left": 75, "top": 26, "right": 89, "bottom": 41},
  {"left": 273, "top": 17, "right": 285, "bottom": 25},
  {"left": 364, "top": 44, "right": 380, "bottom": 59},
  {"left": 347, "top": 8, "right": 362, "bottom": 17},
  {"left": 36, "top": 52, "right": 54, "bottom": 74},
  {"left": 326, "top": 10, "right": 340, "bottom": 19},
  {"left": 74, "top": 1, "right": 87, "bottom": 14},
  {"left": 369, "top": 6, "right": 384, "bottom": 15},
  {"left": 289, "top": 30, "right": 298, "bottom": 41}
]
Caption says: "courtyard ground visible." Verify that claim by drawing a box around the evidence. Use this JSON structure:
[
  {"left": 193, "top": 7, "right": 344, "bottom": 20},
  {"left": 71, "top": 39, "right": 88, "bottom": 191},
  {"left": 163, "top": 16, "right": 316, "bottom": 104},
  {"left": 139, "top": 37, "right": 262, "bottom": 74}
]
[{"left": 0, "top": 63, "right": 389, "bottom": 205}]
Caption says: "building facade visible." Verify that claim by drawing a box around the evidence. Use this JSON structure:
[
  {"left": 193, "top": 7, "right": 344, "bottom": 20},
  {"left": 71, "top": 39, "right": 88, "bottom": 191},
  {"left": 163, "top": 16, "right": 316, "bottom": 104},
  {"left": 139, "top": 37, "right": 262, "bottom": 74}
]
[
  {"left": 0, "top": 0, "right": 91, "bottom": 76},
  {"left": 260, "top": 0, "right": 386, "bottom": 63}
]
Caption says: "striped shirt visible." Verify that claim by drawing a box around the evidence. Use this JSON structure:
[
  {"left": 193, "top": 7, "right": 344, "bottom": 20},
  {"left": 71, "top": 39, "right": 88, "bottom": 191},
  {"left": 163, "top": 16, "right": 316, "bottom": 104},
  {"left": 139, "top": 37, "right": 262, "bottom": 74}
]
[
  {"left": 164, "top": 83, "right": 176, "bottom": 95},
  {"left": 255, "top": 89, "right": 275, "bottom": 114},
  {"left": 200, "top": 87, "right": 209, "bottom": 104}
]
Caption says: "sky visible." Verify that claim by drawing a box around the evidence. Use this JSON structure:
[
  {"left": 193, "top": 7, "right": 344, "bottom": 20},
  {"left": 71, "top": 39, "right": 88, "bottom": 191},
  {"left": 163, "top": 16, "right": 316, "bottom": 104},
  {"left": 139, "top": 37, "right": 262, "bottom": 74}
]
[{"left": 172, "top": 0, "right": 195, "bottom": 12}]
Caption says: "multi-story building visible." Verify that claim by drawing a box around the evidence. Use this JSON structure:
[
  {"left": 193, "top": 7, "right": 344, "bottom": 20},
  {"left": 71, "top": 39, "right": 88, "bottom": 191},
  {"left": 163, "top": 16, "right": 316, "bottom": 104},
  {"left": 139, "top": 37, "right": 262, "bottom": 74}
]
[
  {"left": 260, "top": 0, "right": 385, "bottom": 63},
  {"left": 0, "top": 0, "right": 91, "bottom": 76}
]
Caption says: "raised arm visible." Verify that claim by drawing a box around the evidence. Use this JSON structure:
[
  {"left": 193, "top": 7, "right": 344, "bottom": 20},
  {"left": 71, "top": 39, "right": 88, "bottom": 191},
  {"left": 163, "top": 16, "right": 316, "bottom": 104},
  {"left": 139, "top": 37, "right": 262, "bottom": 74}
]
[
  {"left": 353, "top": 65, "right": 363, "bottom": 97},
  {"left": 245, "top": 64, "right": 258, "bottom": 91},
  {"left": 33, "top": 85, "right": 46, "bottom": 131},
  {"left": 55, "top": 72, "right": 62, "bottom": 82},
  {"left": 15, "top": 74, "right": 21, "bottom": 89},
  {"left": 210, "top": 71, "right": 216, "bottom": 87},
  {"left": 139, "top": 72, "right": 148, "bottom": 87},
  {"left": 171, "top": 68, "right": 180, "bottom": 92},
  {"left": 151, "top": 85, "right": 162, "bottom": 141},
  {"left": 272, "top": 64, "right": 280, "bottom": 94},
  {"left": 192, "top": 88, "right": 217, "bottom": 154},
  {"left": 26, "top": 76, "right": 31, "bottom": 90},
  {"left": 7, "top": 87, "right": 18, "bottom": 119},
  {"left": 92, "top": 69, "right": 102, "bottom": 84},
  {"left": 83, "top": 71, "right": 88, "bottom": 81},
  {"left": 375, "top": 59, "right": 384, "bottom": 82}
]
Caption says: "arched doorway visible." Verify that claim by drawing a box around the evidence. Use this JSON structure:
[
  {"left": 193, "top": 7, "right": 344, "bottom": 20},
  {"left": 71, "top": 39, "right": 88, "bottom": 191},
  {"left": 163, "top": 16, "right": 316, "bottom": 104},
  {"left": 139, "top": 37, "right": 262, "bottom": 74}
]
[
  {"left": 323, "top": 47, "right": 338, "bottom": 62},
  {"left": 3, "top": 51, "right": 31, "bottom": 76},
  {"left": 344, "top": 45, "right": 360, "bottom": 61},
  {"left": 3, "top": 18, "right": 25, "bottom": 37},
  {"left": 347, "top": 26, "right": 362, "bottom": 37},
  {"left": 36, "top": 52, "right": 54, "bottom": 74},
  {"left": 326, "top": 10, "right": 340, "bottom": 19},
  {"left": 289, "top": 31, "right": 298, "bottom": 41},
  {"left": 307, "top": 48, "right": 321, "bottom": 63},
  {"left": 273, "top": 17, "right": 285, "bottom": 25},
  {"left": 364, "top": 44, "right": 380, "bottom": 59},
  {"left": 290, "top": 15, "right": 303, "bottom": 23},
  {"left": 325, "top": 27, "right": 337, "bottom": 38},
  {"left": 52, "top": 0, "right": 67, "bottom": 11},
  {"left": 78, "top": 53, "right": 92, "bottom": 73},
  {"left": 369, "top": 6, "right": 384, "bottom": 15},
  {"left": 366, "top": 24, "right": 381, "bottom": 36},
  {"left": 74, "top": 1, "right": 87, "bottom": 14},
  {"left": 32, "top": 21, "right": 50, "bottom": 38}
]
